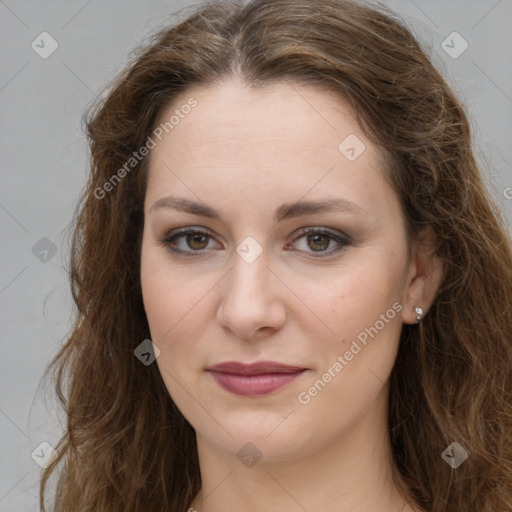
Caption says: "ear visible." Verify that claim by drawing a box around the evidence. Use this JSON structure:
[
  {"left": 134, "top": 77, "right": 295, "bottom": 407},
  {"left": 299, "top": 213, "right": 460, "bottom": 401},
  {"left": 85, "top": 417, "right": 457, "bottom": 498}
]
[{"left": 401, "top": 226, "right": 444, "bottom": 324}]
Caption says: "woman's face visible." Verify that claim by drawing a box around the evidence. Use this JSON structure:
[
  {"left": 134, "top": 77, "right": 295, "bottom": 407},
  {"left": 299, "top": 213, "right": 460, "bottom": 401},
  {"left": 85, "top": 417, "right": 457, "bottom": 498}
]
[{"left": 140, "top": 79, "right": 418, "bottom": 462}]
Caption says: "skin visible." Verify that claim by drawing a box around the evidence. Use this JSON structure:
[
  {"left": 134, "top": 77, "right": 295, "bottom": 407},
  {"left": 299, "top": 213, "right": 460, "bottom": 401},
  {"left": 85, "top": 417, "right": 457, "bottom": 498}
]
[{"left": 140, "top": 78, "right": 442, "bottom": 512}]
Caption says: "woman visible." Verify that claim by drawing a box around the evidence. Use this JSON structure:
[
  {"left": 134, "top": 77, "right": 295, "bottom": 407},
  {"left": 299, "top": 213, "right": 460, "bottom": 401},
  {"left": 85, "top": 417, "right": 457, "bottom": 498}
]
[{"left": 39, "top": 0, "right": 512, "bottom": 511}]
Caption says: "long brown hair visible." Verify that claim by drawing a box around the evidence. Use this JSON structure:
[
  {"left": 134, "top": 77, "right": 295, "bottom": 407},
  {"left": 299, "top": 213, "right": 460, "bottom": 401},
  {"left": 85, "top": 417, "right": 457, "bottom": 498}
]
[{"left": 39, "top": 0, "right": 512, "bottom": 510}]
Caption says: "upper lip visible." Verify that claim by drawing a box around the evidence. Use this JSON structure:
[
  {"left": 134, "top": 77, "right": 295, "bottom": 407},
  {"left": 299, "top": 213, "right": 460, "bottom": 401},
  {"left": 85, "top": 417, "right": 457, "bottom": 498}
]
[{"left": 206, "top": 361, "right": 306, "bottom": 375}]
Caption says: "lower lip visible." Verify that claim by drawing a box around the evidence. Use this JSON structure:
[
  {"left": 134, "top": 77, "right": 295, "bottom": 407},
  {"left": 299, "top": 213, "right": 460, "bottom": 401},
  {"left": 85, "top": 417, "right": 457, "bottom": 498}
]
[{"left": 208, "top": 371, "right": 306, "bottom": 397}]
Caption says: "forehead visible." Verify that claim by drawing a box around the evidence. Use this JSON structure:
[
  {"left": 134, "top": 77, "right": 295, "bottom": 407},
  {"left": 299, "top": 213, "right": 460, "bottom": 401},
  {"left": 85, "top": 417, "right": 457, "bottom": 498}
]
[
  {"left": 144, "top": 79, "right": 394, "bottom": 221},
  {"left": 150, "top": 79, "right": 368, "bottom": 168}
]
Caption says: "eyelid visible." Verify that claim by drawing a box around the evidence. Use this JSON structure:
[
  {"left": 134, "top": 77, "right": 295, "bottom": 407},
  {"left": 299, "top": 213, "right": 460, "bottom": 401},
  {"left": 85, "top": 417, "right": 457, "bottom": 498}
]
[
  {"left": 286, "top": 226, "right": 351, "bottom": 258},
  {"left": 291, "top": 226, "right": 351, "bottom": 242},
  {"left": 157, "top": 226, "right": 221, "bottom": 258},
  {"left": 159, "top": 225, "right": 351, "bottom": 258}
]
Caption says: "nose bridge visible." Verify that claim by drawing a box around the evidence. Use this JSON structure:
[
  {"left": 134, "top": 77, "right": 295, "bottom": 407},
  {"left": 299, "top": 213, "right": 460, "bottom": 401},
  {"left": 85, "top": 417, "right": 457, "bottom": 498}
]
[{"left": 228, "top": 243, "right": 270, "bottom": 300}]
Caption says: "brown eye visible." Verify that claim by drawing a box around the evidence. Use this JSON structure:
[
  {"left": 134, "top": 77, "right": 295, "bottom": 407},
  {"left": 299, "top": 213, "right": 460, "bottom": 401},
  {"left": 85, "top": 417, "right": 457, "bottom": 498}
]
[
  {"left": 306, "top": 233, "right": 331, "bottom": 252},
  {"left": 287, "top": 227, "right": 350, "bottom": 258},
  {"left": 159, "top": 227, "right": 221, "bottom": 257},
  {"left": 186, "top": 233, "right": 210, "bottom": 250}
]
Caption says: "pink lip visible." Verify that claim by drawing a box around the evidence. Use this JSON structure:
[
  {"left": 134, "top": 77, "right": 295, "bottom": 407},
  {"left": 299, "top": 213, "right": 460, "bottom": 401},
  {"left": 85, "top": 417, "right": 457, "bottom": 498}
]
[{"left": 206, "top": 361, "right": 307, "bottom": 397}]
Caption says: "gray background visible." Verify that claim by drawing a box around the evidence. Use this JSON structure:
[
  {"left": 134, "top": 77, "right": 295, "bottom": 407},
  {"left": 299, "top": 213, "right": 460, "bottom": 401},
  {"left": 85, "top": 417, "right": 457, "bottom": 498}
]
[{"left": 0, "top": 0, "right": 511, "bottom": 510}]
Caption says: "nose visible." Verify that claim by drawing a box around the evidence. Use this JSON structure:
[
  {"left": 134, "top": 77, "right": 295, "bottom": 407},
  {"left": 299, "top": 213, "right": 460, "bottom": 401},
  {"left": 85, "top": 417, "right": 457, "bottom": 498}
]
[{"left": 216, "top": 248, "right": 287, "bottom": 341}]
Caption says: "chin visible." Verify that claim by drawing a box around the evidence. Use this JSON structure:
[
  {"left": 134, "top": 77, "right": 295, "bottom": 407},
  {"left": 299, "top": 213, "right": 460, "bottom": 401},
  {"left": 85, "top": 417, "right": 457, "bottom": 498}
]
[{"left": 196, "top": 409, "right": 328, "bottom": 463}]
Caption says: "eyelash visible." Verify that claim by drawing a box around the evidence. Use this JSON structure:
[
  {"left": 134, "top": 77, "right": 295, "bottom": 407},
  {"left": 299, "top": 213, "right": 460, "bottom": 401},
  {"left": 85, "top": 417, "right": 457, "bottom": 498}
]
[{"left": 158, "top": 226, "right": 351, "bottom": 259}]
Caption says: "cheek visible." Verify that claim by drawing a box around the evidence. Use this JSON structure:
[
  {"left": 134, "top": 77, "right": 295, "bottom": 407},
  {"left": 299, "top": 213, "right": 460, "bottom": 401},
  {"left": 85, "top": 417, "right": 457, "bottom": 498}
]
[
  {"left": 140, "top": 243, "right": 221, "bottom": 386},
  {"left": 295, "top": 259, "right": 403, "bottom": 337},
  {"left": 290, "top": 251, "right": 406, "bottom": 391},
  {"left": 294, "top": 271, "right": 403, "bottom": 435},
  {"left": 141, "top": 283, "right": 214, "bottom": 373},
  {"left": 140, "top": 255, "right": 209, "bottom": 408},
  {"left": 140, "top": 243, "right": 209, "bottom": 340}
]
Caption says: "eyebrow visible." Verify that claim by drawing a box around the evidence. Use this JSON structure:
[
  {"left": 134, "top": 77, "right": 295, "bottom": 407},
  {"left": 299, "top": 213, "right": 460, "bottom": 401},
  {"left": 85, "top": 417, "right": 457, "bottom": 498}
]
[{"left": 149, "top": 196, "right": 367, "bottom": 222}]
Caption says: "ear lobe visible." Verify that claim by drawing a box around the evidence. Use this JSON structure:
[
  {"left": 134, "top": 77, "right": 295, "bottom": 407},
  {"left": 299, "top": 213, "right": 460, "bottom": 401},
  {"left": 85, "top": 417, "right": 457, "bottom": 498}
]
[{"left": 401, "top": 227, "right": 444, "bottom": 325}]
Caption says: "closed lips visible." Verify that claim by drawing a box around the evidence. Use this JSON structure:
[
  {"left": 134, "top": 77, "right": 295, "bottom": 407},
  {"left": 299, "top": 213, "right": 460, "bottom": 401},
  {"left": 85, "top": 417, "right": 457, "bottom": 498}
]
[
  {"left": 206, "top": 361, "right": 307, "bottom": 397},
  {"left": 206, "top": 361, "right": 307, "bottom": 374}
]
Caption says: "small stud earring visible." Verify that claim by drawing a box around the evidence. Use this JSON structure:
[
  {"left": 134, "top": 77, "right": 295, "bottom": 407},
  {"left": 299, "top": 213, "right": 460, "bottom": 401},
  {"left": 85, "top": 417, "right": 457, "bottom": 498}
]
[{"left": 414, "top": 307, "right": 423, "bottom": 321}]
